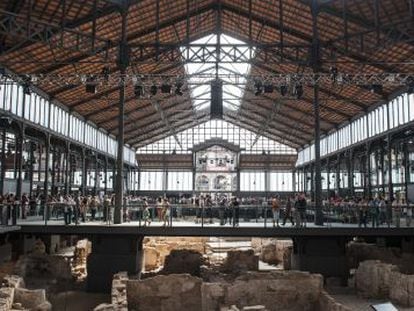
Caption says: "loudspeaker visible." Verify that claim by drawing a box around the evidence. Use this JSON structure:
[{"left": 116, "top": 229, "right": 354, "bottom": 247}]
[{"left": 210, "top": 79, "right": 223, "bottom": 119}]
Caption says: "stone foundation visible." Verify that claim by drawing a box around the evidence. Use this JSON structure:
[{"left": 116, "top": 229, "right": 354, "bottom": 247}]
[
  {"left": 347, "top": 242, "right": 414, "bottom": 274},
  {"left": 127, "top": 271, "right": 323, "bottom": 311},
  {"left": 0, "top": 275, "right": 52, "bottom": 311},
  {"left": 355, "top": 260, "right": 414, "bottom": 307},
  {"left": 14, "top": 254, "right": 73, "bottom": 281},
  {"left": 143, "top": 237, "right": 209, "bottom": 271},
  {"left": 162, "top": 249, "right": 204, "bottom": 276},
  {"left": 318, "top": 291, "right": 353, "bottom": 311},
  {"left": 221, "top": 250, "right": 258, "bottom": 273}
]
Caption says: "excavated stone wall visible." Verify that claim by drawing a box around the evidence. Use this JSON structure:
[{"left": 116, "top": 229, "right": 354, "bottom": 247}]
[
  {"left": 127, "top": 271, "right": 323, "bottom": 311},
  {"left": 347, "top": 242, "right": 414, "bottom": 273},
  {"left": 143, "top": 237, "right": 209, "bottom": 271},
  {"left": 0, "top": 275, "right": 52, "bottom": 311},
  {"left": 355, "top": 260, "right": 414, "bottom": 307},
  {"left": 251, "top": 238, "right": 293, "bottom": 269}
]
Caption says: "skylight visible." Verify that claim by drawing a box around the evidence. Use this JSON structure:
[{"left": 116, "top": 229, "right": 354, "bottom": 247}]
[{"left": 181, "top": 34, "right": 254, "bottom": 111}]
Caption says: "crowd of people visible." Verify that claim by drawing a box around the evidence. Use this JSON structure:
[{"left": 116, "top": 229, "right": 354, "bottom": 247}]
[
  {"left": 0, "top": 191, "right": 413, "bottom": 228},
  {"left": 321, "top": 195, "right": 413, "bottom": 228}
]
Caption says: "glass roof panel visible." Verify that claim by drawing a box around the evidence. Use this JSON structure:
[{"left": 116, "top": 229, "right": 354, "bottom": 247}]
[{"left": 181, "top": 34, "right": 254, "bottom": 111}]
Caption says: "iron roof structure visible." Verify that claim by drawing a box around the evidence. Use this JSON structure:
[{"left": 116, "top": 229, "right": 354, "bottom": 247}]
[{"left": 0, "top": 0, "right": 413, "bottom": 150}]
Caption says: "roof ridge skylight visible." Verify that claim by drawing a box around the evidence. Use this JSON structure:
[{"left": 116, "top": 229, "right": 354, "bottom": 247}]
[{"left": 181, "top": 33, "right": 254, "bottom": 112}]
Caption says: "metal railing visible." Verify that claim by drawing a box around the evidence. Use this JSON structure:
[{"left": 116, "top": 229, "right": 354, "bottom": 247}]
[{"left": 3, "top": 201, "right": 412, "bottom": 229}]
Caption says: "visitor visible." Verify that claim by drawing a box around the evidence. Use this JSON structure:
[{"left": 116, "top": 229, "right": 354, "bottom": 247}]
[
  {"left": 206, "top": 195, "right": 213, "bottom": 224},
  {"left": 21, "top": 193, "right": 29, "bottom": 219},
  {"left": 219, "top": 196, "right": 227, "bottom": 225},
  {"left": 296, "top": 193, "right": 307, "bottom": 227},
  {"left": 369, "top": 197, "right": 379, "bottom": 228},
  {"left": 63, "top": 197, "right": 72, "bottom": 225},
  {"left": 142, "top": 198, "right": 151, "bottom": 226},
  {"left": 231, "top": 197, "right": 239, "bottom": 227},
  {"left": 406, "top": 200, "right": 412, "bottom": 227},
  {"left": 156, "top": 197, "right": 163, "bottom": 222},
  {"left": 162, "top": 197, "right": 171, "bottom": 227},
  {"left": 271, "top": 195, "right": 280, "bottom": 227},
  {"left": 89, "top": 195, "right": 98, "bottom": 221},
  {"left": 80, "top": 197, "right": 88, "bottom": 222},
  {"left": 392, "top": 197, "right": 402, "bottom": 228},
  {"left": 282, "top": 196, "right": 295, "bottom": 226}
]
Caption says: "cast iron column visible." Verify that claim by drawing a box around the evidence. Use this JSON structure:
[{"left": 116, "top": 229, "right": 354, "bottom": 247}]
[
  {"left": 114, "top": 5, "right": 130, "bottom": 224},
  {"left": 44, "top": 134, "right": 50, "bottom": 201},
  {"left": 311, "top": 0, "right": 323, "bottom": 225},
  {"left": 0, "top": 129, "right": 6, "bottom": 195},
  {"left": 65, "top": 143, "right": 70, "bottom": 195},
  {"left": 16, "top": 125, "right": 25, "bottom": 201},
  {"left": 387, "top": 134, "right": 394, "bottom": 201}
]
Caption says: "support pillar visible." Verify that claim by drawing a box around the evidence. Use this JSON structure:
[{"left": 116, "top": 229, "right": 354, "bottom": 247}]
[
  {"left": 65, "top": 143, "right": 70, "bottom": 195},
  {"left": 0, "top": 129, "right": 6, "bottom": 195},
  {"left": 386, "top": 136, "right": 393, "bottom": 199},
  {"left": 291, "top": 237, "right": 350, "bottom": 283},
  {"left": 114, "top": 5, "right": 130, "bottom": 224},
  {"left": 16, "top": 126, "right": 24, "bottom": 201},
  {"left": 311, "top": 0, "right": 323, "bottom": 225},
  {"left": 87, "top": 235, "right": 143, "bottom": 292}
]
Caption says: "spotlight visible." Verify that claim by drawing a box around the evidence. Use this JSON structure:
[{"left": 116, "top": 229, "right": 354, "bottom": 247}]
[
  {"left": 330, "top": 66, "right": 338, "bottom": 83},
  {"left": 101, "top": 67, "right": 110, "bottom": 81},
  {"left": 294, "top": 84, "right": 303, "bottom": 99},
  {"left": 85, "top": 76, "right": 97, "bottom": 94},
  {"left": 23, "top": 84, "right": 31, "bottom": 95},
  {"left": 175, "top": 82, "right": 183, "bottom": 96},
  {"left": 263, "top": 84, "right": 274, "bottom": 93},
  {"left": 254, "top": 81, "right": 263, "bottom": 96},
  {"left": 280, "top": 85, "right": 288, "bottom": 96},
  {"left": 160, "top": 83, "right": 172, "bottom": 94},
  {"left": 370, "top": 84, "right": 383, "bottom": 94},
  {"left": 407, "top": 77, "right": 414, "bottom": 94},
  {"left": 150, "top": 84, "right": 157, "bottom": 96},
  {"left": 85, "top": 84, "right": 97, "bottom": 94},
  {"left": 134, "top": 85, "right": 143, "bottom": 98}
]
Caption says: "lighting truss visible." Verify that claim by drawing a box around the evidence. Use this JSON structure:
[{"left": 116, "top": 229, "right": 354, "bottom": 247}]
[{"left": 5, "top": 72, "right": 414, "bottom": 88}]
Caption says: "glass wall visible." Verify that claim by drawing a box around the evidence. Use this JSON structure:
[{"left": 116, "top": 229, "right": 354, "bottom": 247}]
[
  {"left": 297, "top": 92, "right": 414, "bottom": 166},
  {"left": 269, "top": 172, "right": 293, "bottom": 191},
  {"left": 137, "top": 119, "right": 296, "bottom": 155},
  {"left": 240, "top": 172, "right": 265, "bottom": 192},
  {"left": 0, "top": 78, "right": 136, "bottom": 166},
  {"left": 167, "top": 171, "right": 193, "bottom": 191},
  {"left": 139, "top": 171, "right": 164, "bottom": 191}
]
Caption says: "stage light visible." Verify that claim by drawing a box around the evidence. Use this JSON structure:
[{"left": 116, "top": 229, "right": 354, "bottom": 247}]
[
  {"left": 23, "top": 84, "right": 31, "bottom": 95},
  {"left": 150, "top": 84, "right": 157, "bottom": 96},
  {"left": 134, "top": 85, "right": 143, "bottom": 98},
  {"left": 161, "top": 83, "right": 172, "bottom": 94},
  {"left": 254, "top": 81, "right": 263, "bottom": 96},
  {"left": 280, "top": 85, "right": 288, "bottom": 96},
  {"left": 85, "top": 84, "right": 96, "bottom": 94},
  {"left": 263, "top": 84, "right": 274, "bottom": 93},
  {"left": 175, "top": 82, "right": 183, "bottom": 96},
  {"left": 407, "top": 77, "right": 414, "bottom": 94},
  {"left": 330, "top": 66, "right": 338, "bottom": 83},
  {"left": 85, "top": 76, "right": 97, "bottom": 94},
  {"left": 294, "top": 84, "right": 303, "bottom": 99},
  {"left": 101, "top": 67, "right": 110, "bottom": 81},
  {"left": 370, "top": 84, "right": 383, "bottom": 94}
]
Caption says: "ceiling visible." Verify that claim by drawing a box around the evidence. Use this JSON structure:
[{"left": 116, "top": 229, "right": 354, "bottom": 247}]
[{"left": 0, "top": 0, "right": 413, "bottom": 150}]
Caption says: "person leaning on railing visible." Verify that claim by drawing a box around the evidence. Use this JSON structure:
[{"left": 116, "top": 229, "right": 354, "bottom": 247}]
[
  {"left": 392, "top": 198, "right": 401, "bottom": 228},
  {"left": 406, "top": 201, "right": 413, "bottom": 227}
]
